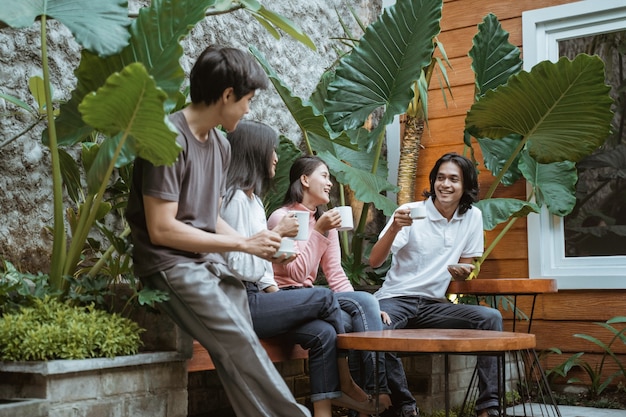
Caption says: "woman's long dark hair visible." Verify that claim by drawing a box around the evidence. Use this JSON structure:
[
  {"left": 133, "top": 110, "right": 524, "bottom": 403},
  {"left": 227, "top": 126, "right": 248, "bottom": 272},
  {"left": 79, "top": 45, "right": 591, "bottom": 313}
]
[
  {"left": 422, "top": 152, "right": 479, "bottom": 215},
  {"left": 283, "top": 155, "right": 327, "bottom": 219},
  {"left": 224, "top": 120, "right": 278, "bottom": 207}
]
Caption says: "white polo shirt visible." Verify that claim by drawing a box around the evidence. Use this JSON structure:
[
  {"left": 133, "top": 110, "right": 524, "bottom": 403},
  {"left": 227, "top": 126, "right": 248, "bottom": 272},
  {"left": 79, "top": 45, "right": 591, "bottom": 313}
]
[{"left": 374, "top": 198, "right": 483, "bottom": 301}]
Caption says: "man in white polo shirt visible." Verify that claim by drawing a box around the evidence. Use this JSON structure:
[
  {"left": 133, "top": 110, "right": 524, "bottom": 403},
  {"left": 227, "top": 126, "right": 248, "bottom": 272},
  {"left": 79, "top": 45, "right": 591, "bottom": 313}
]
[{"left": 369, "top": 152, "right": 503, "bottom": 417}]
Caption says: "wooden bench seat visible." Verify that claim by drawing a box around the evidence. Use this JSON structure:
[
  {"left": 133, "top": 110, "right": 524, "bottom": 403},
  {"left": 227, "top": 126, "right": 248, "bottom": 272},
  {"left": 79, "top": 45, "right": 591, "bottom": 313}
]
[{"left": 187, "top": 337, "right": 308, "bottom": 372}]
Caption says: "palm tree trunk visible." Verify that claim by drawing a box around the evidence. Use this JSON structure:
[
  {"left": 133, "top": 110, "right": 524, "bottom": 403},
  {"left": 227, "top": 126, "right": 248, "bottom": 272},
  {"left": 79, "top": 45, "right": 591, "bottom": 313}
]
[{"left": 397, "top": 115, "right": 424, "bottom": 205}]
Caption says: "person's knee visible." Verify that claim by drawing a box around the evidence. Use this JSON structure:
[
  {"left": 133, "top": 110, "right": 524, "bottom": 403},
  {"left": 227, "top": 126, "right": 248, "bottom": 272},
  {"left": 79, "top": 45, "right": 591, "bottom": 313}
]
[{"left": 482, "top": 307, "right": 503, "bottom": 331}]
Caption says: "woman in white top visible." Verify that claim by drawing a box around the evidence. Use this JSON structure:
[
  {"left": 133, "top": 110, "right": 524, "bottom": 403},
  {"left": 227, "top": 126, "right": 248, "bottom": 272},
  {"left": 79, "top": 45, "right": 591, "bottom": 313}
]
[{"left": 219, "top": 120, "right": 375, "bottom": 417}]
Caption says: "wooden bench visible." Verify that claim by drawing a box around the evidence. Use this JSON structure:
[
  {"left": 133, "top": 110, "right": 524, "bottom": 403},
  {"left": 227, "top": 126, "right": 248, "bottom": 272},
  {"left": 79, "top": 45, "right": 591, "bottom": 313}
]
[
  {"left": 187, "top": 337, "right": 308, "bottom": 372},
  {"left": 337, "top": 329, "right": 560, "bottom": 417}
]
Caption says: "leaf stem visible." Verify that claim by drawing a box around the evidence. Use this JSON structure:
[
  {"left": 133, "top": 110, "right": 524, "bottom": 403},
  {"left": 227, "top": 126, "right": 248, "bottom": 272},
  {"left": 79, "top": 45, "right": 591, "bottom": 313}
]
[
  {"left": 485, "top": 135, "right": 527, "bottom": 199},
  {"left": 41, "top": 15, "right": 67, "bottom": 290}
]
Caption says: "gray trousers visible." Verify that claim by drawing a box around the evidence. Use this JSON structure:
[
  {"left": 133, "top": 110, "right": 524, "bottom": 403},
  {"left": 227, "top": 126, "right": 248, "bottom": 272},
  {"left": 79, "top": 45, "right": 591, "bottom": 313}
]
[{"left": 142, "top": 261, "right": 311, "bottom": 417}]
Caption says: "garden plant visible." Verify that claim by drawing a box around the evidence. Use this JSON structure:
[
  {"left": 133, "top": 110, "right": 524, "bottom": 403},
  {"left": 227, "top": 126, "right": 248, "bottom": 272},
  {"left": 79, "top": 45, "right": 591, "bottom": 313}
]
[{"left": 0, "top": 0, "right": 314, "bottom": 359}]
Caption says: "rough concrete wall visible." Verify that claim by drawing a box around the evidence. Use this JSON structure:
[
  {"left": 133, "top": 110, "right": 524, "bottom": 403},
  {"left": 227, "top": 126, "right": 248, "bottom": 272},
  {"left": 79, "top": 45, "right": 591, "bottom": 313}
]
[{"left": 0, "top": 1, "right": 382, "bottom": 273}]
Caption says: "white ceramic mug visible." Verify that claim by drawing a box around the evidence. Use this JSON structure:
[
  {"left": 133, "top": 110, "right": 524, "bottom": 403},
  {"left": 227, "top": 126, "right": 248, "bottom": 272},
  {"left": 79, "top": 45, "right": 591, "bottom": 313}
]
[
  {"left": 410, "top": 205, "right": 427, "bottom": 220},
  {"left": 335, "top": 206, "right": 354, "bottom": 231},
  {"left": 291, "top": 211, "right": 310, "bottom": 240},
  {"left": 273, "top": 238, "right": 296, "bottom": 257}
]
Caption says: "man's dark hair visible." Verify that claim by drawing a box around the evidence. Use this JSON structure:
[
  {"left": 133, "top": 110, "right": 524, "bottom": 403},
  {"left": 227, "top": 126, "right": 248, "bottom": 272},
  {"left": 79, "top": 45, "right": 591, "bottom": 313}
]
[
  {"left": 422, "top": 152, "right": 479, "bottom": 215},
  {"left": 189, "top": 45, "right": 269, "bottom": 105}
]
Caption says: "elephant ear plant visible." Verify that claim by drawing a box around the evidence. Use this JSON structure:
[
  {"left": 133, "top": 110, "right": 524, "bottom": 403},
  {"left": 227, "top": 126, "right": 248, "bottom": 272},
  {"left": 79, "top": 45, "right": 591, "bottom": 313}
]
[
  {"left": 253, "top": 0, "right": 444, "bottom": 284},
  {"left": 0, "top": 0, "right": 314, "bottom": 300},
  {"left": 464, "top": 14, "right": 614, "bottom": 278}
]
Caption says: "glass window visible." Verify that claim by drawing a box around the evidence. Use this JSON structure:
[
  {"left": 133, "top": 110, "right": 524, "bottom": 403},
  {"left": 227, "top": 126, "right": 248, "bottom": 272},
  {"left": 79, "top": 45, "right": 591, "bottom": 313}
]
[{"left": 523, "top": 0, "right": 626, "bottom": 289}]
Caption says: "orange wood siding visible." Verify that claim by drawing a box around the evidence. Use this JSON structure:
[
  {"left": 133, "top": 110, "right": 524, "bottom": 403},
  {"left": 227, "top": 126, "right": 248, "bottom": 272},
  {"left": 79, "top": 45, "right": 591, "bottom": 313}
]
[{"left": 414, "top": 0, "right": 626, "bottom": 386}]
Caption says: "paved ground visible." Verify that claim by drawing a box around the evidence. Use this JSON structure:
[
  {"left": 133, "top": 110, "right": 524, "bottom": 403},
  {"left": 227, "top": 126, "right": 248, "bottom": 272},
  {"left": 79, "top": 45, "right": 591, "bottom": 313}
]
[
  {"left": 552, "top": 405, "right": 626, "bottom": 417},
  {"left": 507, "top": 404, "right": 626, "bottom": 417}
]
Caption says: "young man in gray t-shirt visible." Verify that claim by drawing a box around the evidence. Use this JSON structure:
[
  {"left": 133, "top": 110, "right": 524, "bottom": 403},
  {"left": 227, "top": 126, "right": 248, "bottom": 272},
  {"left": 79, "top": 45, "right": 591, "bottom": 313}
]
[{"left": 126, "top": 45, "right": 310, "bottom": 417}]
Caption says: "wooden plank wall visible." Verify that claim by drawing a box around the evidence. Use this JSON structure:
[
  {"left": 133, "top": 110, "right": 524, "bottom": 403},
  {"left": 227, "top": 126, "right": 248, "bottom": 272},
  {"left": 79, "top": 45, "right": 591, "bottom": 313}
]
[{"left": 413, "top": 0, "right": 626, "bottom": 385}]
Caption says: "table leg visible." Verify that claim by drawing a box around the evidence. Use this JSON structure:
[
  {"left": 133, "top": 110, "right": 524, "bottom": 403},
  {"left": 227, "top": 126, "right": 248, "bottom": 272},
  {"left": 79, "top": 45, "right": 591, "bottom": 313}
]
[
  {"left": 445, "top": 353, "right": 450, "bottom": 417},
  {"left": 527, "top": 295, "right": 538, "bottom": 333},
  {"left": 375, "top": 351, "right": 380, "bottom": 417}
]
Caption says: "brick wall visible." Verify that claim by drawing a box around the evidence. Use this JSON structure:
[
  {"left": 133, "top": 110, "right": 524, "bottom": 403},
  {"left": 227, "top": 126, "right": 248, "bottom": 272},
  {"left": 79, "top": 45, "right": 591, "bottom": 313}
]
[{"left": 188, "top": 359, "right": 310, "bottom": 417}]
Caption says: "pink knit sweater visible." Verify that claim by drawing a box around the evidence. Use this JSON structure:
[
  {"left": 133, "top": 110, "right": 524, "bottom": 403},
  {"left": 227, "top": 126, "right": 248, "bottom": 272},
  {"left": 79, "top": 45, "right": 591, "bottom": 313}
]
[{"left": 267, "top": 203, "right": 354, "bottom": 293}]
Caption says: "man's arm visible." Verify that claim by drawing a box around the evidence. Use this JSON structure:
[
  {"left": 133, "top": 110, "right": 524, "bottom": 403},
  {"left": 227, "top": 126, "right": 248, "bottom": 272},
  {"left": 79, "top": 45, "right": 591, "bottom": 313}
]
[
  {"left": 143, "top": 195, "right": 280, "bottom": 258},
  {"left": 369, "top": 207, "right": 412, "bottom": 267}
]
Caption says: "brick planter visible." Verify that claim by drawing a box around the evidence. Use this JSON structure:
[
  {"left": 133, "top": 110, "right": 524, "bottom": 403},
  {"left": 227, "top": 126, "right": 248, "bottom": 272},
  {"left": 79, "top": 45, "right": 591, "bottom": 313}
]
[{"left": 0, "top": 352, "right": 188, "bottom": 417}]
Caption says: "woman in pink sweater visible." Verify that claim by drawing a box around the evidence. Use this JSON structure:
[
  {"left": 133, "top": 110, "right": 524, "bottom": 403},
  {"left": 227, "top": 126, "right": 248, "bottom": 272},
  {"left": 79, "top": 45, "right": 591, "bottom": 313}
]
[{"left": 268, "top": 155, "right": 392, "bottom": 415}]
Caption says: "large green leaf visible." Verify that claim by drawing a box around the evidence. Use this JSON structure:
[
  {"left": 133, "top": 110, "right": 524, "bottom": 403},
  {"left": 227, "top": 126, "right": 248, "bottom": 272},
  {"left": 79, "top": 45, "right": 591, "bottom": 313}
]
[
  {"left": 519, "top": 151, "right": 577, "bottom": 217},
  {"left": 324, "top": 0, "right": 442, "bottom": 145},
  {"left": 476, "top": 135, "right": 523, "bottom": 186},
  {"left": 468, "top": 13, "right": 524, "bottom": 185},
  {"left": 241, "top": 0, "right": 316, "bottom": 50},
  {"left": 78, "top": 62, "right": 179, "bottom": 192},
  {"left": 318, "top": 150, "right": 399, "bottom": 216},
  {"left": 466, "top": 54, "right": 613, "bottom": 164},
  {"left": 469, "top": 13, "right": 522, "bottom": 97},
  {"left": 54, "top": 0, "right": 216, "bottom": 146},
  {"left": 0, "top": 0, "right": 130, "bottom": 56},
  {"left": 475, "top": 198, "right": 540, "bottom": 231}
]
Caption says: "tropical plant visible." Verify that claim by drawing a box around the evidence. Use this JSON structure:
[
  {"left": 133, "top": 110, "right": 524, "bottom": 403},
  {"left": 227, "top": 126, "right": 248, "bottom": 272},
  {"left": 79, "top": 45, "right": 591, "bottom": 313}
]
[
  {"left": 546, "top": 317, "right": 626, "bottom": 398},
  {"left": 254, "top": 0, "right": 445, "bottom": 284},
  {"left": 0, "top": 260, "right": 54, "bottom": 315},
  {"left": 0, "top": 0, "right": 315, "bottom": 297},
  {"left": 463, "top": 14, "right": 614, "bottom": 278}
]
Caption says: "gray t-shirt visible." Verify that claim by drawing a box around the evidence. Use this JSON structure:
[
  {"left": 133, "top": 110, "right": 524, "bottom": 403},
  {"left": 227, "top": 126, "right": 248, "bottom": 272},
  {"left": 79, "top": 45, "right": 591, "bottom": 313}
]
[{"left": 126, "top": 111, "right": 231, "bottom": 277}]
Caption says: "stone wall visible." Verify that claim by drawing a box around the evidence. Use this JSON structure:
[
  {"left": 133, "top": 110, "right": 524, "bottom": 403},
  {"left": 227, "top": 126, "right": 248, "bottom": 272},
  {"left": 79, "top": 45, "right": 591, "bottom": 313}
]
[
  {"left": 0, "top": 352, "right": 188, "bottom": 417},
  {"left": 187, "top": 353, "right": 525, "bottom": 416},
  {"left": 0, "top": 0, "right": 382, "bottom": 273}
]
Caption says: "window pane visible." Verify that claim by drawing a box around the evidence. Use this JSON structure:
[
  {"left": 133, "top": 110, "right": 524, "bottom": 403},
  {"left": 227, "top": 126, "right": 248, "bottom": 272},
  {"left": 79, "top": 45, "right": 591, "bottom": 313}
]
[{"left": 560, "top": 31, "right": 626, "bottom": 257}]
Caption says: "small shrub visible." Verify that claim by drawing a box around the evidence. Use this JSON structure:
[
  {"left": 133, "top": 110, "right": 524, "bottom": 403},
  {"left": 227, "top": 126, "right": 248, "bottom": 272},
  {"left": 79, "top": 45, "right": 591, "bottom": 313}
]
[
  {"left": 546, "top": 316, "right": 626, "bottom": 398},
  {"left": 0, "top": 297, "right": 145, "bottom": 361},
  {"left": 0, "top": 260, "right": 55, "bottom": 314}
]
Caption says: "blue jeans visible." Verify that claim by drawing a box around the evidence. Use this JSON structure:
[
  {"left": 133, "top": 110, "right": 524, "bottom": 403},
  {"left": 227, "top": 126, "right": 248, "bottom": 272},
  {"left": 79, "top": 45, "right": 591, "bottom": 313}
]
[
  {"left": 379, "top": 296, "right": 503, "bottom": 413},
  {"left": 336, "top": 291, "right": 390, "bottom": 395},
  {"left": 246, "top": 283, "right": 345, "bottom": 402}
]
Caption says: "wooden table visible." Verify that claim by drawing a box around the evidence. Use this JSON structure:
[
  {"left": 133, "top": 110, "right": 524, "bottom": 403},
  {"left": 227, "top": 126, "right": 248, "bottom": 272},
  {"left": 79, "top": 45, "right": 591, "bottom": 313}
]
[
  {"left": 447, "top": 278, "right": 558, "bottom": 333},
  {"left": 337, "top": 329, "right": 547, "bottom": 417}
]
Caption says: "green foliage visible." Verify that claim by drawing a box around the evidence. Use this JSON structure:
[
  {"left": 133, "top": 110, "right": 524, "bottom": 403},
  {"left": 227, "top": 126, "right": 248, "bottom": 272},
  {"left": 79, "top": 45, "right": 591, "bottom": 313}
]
[
  {"left": 0, "top": 260, "right": 55, "bottom": 314},
  {"left": 0, "top": 0, "right": 316, "bottom": 296},
  {"left": 546, "top": 317, "right": 626, "bottom": 398},
  {"left": 464, "top": 14, "right": 613, "bottom": 277},
  {"left": 255, "top": 0, "right": 444, "bottom": 285},
  {"left": 0, "top": 297, "right": 144, "bottom": 360}
]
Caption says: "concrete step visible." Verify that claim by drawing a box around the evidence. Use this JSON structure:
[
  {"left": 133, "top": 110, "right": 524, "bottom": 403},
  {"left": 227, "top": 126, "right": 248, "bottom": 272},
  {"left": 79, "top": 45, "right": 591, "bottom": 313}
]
[{"left": 0, "top": 398, "right": 48, "bottom": 417}]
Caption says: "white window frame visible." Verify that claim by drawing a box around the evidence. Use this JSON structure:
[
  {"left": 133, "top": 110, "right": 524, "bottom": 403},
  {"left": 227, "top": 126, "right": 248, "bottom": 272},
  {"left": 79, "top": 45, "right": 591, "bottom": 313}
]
[{"left": 523, "top": 0, "right": 626, "bottom": 290}]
